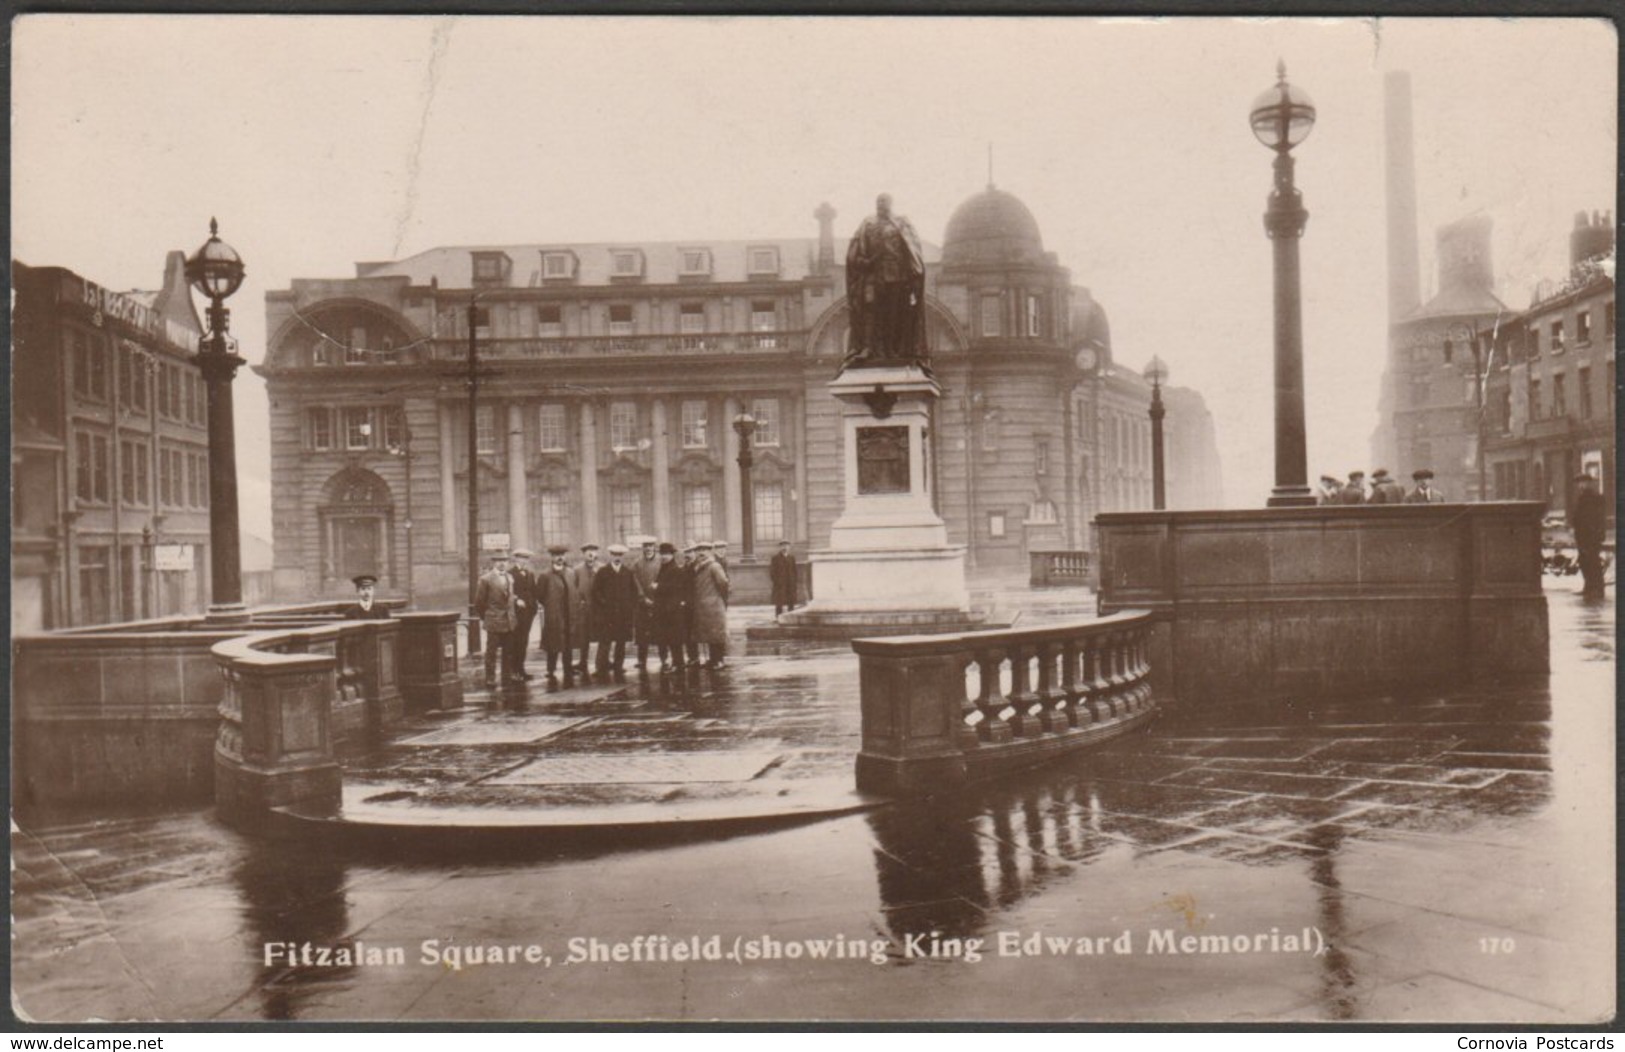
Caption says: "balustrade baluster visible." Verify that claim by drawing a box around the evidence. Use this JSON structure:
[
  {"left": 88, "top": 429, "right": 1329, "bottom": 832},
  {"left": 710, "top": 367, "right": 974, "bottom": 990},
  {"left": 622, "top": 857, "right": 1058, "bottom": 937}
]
[
  {"left": 1060, "top": 638, "right": 1085, "bottom": 727},
  {"left": 1086, "top": 635, "right": 1113, "bottom": 721},
  {"left": 1035, "top": 641, "right": 1065, "bottom": 732},
  {"left": 974, "top": 648, "right": 1012, "bottom": 743},
  {"left": 1008, "top": 644, "right": 1039, "bottom": 737}
]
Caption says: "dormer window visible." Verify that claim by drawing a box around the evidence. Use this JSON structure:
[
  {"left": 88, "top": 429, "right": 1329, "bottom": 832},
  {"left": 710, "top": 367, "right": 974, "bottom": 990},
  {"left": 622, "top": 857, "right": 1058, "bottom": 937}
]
[
  {"left": 541, "top": 251, "right": 578, "bottom": 282},
  {"left": 610, "top": 249, "right": 645, "bottom": 280},
  {"left": 747, "top": 246, "right": 780, "bottom": 277},
  {"left": 679, "top": 248, "right": 713, "bottom": 277},
  {"left": 471, "top": 251, "right": 511, "bottom": 287}
]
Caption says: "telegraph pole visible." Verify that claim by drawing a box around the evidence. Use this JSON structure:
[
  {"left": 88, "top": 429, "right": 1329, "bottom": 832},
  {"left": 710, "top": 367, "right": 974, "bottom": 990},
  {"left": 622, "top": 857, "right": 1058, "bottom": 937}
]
[{"left": 465, "top": 298, "right": 482, "bottom": 654}]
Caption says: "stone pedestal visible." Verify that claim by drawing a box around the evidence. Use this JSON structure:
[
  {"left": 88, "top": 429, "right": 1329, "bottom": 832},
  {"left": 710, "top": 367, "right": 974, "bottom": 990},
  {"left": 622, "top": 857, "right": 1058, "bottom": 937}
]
[{"left": 774, "top": 366, "right": 984, "bottom": 637}]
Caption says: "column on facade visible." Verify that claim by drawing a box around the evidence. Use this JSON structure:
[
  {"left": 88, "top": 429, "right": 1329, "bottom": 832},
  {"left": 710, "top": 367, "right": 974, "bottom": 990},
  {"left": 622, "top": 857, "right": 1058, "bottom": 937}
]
[
  {"left": 651, "top": 398, "right": 671, "bottom": 540},
  {"left": 792, "top": 394, "right": 809, "bottom": 545},
  {"left": 579, "top": 401, "right": 600, "bottom": 541},
  {"left": 506, "top": 403, "right": 529, "bottom": 553},
  {"left": 722, "top": 395, "right": 743, "bottom": 546},
  {"left": 438, "top": 402, "right": 457, "bottom": 552}
]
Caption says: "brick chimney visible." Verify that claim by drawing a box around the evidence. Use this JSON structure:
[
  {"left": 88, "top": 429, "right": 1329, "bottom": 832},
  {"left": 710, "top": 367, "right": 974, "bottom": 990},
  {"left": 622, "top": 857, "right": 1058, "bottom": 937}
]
[{"left": 814, "top": 202, "right": 836, "bottom": 275}]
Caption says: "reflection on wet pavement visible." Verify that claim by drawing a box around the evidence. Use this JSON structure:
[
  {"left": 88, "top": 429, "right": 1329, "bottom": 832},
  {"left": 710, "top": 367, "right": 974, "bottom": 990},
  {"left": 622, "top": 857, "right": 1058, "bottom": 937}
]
[{"left": 11, "top": 579, "right": 1613, "bottom": 1023}]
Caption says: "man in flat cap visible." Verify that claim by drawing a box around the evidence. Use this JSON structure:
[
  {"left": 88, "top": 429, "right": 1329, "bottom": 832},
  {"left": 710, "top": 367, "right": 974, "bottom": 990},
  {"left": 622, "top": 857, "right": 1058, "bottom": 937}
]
[
  {"left": 1316, "top": 475, "right": 1343, "bottom": 505},
  {"left": 538, "top": 545, "right": 578, "bottom": 686},
  {"left": 652, "top": 541, "right": 690, "bottom": 672},
  {"left": 711, "top": 539, "right": 730, "bottom": 573},
  {"left": 630, "top": 536, "right": 661, "bottom": 672},
  {"left": 592, "top": 543, "right": 639, "bottom": 677},
  {"left": 1337, "top": 471, "right": 1367, "bottom": 505},
  {"left": 473, "top": 552, "right": 518, "bottom": 688},
  {"left": 342, "top": 574, "right": 391, "bottom": 620},
  {"left": 1404, "top": 469, "right": 1445, "bottom": 503},
  {"left": 508, "top": 549, "right": 540, "bottom": 681},
  {"left": 1571, "top": 472, "right": 1608, "bottom": 599},
  {"left": 573, "top": 543, "right": 602, "bottom": 678},
  {"left": 1368, "top": 469, "right": 1405, "bottom": 505}
]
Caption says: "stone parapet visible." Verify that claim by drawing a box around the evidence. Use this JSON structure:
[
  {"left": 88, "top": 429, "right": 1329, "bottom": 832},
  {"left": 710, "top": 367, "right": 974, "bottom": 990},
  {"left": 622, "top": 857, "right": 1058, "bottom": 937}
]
[{"left": 1096, "top": 502, "right": 1548, "bottom": 704}]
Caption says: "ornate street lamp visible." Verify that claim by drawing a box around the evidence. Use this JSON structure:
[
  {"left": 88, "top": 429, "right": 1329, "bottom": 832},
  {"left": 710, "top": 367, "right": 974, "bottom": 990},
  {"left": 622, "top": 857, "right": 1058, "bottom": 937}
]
[
  {"left": 184, "top": 218, "right": 249, "bottom": 620},
  {"left": 1143, "top": 356, "right": 1169, "bottom": 510},
  {"left": 733, "top": 412, "right": 759, "bottom": 559},
  {"left": 1250, "top": 61, "right": 1317, "bottom": 507}
]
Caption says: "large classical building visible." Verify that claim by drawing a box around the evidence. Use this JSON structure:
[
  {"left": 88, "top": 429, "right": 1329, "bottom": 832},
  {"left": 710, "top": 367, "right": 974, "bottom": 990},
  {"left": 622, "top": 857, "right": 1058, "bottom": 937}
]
[
  {"left": 261, "top": 186, "right": 1223, "bottom": 602},
  {"left": 12, "top": 255, "right": 210, "bottom": 630}
]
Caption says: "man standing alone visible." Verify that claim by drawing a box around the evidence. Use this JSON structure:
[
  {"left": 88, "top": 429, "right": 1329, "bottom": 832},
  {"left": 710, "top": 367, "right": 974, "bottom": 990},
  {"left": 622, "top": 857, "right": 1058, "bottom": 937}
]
[
  {"left": 770, "top": 539, "right": 798, "bottom": 618},
  {"left": 1572, "top": 472, "right": 1608, "bottom": 599}
]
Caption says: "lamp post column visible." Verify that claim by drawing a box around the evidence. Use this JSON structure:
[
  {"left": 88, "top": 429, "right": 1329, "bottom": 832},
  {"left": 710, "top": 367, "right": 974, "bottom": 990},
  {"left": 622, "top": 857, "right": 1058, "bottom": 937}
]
[
  {"left": 1149, "top": 380, "right": 1167, "bottom": 510},
  {"left": 199, "top": 314, "right": 247, "bottom": 616},
  {"left": 185, "top": 219, "right": 250, "bottom": 623},
  {"left": 1265, "top": 149, "right": 1313, "bottom": 507},
  {"left": 734, "top": 415, "right": 758, "bottom": 559}
]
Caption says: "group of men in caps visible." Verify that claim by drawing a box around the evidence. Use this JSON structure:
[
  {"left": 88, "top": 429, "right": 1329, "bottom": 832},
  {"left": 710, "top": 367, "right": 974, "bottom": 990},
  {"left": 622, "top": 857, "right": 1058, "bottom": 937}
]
[
  {"left": 472, "top": 536, "right": 745, "bottom": 687},
  {"left": 1317, "top": 468, "right": 1445, "bottom": 505}
]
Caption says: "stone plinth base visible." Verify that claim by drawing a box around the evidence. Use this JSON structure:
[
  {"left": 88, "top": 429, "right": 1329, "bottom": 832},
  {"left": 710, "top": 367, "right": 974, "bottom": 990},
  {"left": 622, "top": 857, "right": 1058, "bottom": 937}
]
[
  {"left": 758, "top": 544, "right": 990, "bottom": 639},
  {"left": 214, "top": 753, "right": 342, "bottom": 834}
]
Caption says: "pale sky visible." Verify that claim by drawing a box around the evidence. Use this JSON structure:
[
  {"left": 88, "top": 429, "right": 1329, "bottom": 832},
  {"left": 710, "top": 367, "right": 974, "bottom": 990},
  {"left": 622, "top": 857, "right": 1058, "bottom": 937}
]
[{"left": 12, "top": 15, "right": 1617, "bottom": 526}]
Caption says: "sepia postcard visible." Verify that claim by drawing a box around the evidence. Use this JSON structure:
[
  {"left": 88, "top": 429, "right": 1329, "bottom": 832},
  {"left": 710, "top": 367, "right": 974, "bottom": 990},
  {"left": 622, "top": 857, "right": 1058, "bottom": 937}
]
[{"left": 9, "top": 13, "right": 1617, "bottom": 1026}]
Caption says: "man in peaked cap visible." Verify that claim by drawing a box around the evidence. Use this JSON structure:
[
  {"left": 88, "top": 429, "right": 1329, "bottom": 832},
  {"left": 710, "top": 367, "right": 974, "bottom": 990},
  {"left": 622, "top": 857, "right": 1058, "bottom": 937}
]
[
  {"left": 341, "top": 573, "right": 391, "bottom": 620},
  {"left": 473, "top": 553, "right": 518, "bottom": 688},
  {"left": 1368, "top": 469, "right": 1405, "bottom": 505},
  {"left": 1404, "top": 468, "right": 1445, "bottom": 503},
  {"left": 1337, "top": 470, "right": 1367, "bottom": 505}
]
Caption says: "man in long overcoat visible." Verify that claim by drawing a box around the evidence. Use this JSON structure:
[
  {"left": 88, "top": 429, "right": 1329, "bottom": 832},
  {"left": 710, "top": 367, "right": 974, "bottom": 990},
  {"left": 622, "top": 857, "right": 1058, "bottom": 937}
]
[
  {"left": 769, "top": 540, "right": 798, "bottom": 618},
  {"left": 1572, "top": 472, "right": 1608, "bottom": 599},
  {"left": 473, "top": 553, "right": 517, "bottom": 688},
  {"left": 572, "top": 543, "right": 601, "bottom": 677},
  {"left": 652, "top": 542, "right": 690, "bottom": 672},
  {"left": 507, "top": 549, "right": 540, "bottom": 681},
  {"left": 592, "top": 543, "right": 639, "bottom": 676},
  {"left": 690, "top": 543, "right": 731, "bottom": 669},
  {"left": 630, "top": 536, "right": 660, "bottom": 671},
  {"left": 538, "top": 545, "right": 578, "bottom": 685}
]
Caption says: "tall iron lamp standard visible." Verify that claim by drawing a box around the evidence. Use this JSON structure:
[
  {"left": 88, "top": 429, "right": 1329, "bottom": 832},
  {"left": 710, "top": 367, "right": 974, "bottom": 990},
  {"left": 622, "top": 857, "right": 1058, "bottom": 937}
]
[
  {"left": 184, "top": 218, "right": 249, "bottom": 621},
  {"left": 733, "top": 412, "right": 759, "bottom": 559},
  {"left": 1143, "top": 356, "right": 1169, "bottom": 510},
  {"left": 1443, "top": 323, "right": 1489, "bottom": 501},
  {"left": 1250, "top": 62, "right": 1318, "bottom": 507}
]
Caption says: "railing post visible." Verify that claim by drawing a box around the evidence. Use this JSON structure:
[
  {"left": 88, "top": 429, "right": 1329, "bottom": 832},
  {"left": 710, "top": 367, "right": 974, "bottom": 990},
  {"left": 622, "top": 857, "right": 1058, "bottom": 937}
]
[
  {"left": 213, "top": 642, "right": 342, "bottom": 832},
  {"left": 398, "top": 611, "right": 465, "bottom": 713},
  {"left": 854, "top": 641, "right": 970, "bottom": 796}
]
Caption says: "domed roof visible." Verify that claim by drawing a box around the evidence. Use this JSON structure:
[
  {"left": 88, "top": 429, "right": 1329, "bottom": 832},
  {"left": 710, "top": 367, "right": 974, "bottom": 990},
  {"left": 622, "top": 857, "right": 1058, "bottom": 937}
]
[{"left": 941, "top": 187, "right": 1046, "bottom": 268}]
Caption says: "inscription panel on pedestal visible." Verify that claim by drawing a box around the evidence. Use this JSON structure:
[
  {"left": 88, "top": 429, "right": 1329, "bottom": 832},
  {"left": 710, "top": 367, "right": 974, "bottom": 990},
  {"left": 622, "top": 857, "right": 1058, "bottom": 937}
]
[{"left": 856, "top": 426, "right": 910, "bottom": 495}]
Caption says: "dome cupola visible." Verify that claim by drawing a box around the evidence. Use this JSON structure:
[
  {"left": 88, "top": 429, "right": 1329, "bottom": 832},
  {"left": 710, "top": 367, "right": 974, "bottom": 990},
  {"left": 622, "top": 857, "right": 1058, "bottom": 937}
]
[{"left": 941, "top": 186, "right": 1046, "bottom": 268}]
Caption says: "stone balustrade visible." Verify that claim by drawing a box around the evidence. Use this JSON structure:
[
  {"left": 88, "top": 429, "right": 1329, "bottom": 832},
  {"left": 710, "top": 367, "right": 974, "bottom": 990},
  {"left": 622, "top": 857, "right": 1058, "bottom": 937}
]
[
  {"left": 15, "top": 600, "right": 460, "bottom": 813},
  {"left": 852, "top": 611, "right": 1158, "bottom": 796},
  {"left": 1029, "top": 549, "right": 1093, "bottom": 588}
]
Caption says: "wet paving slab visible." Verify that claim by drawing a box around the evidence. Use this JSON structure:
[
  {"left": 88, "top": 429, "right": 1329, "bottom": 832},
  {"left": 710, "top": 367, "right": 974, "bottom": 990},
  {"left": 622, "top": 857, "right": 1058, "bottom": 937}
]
[{"left": 10, "top": 578, "right": 1615, "bottom": 1023}]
